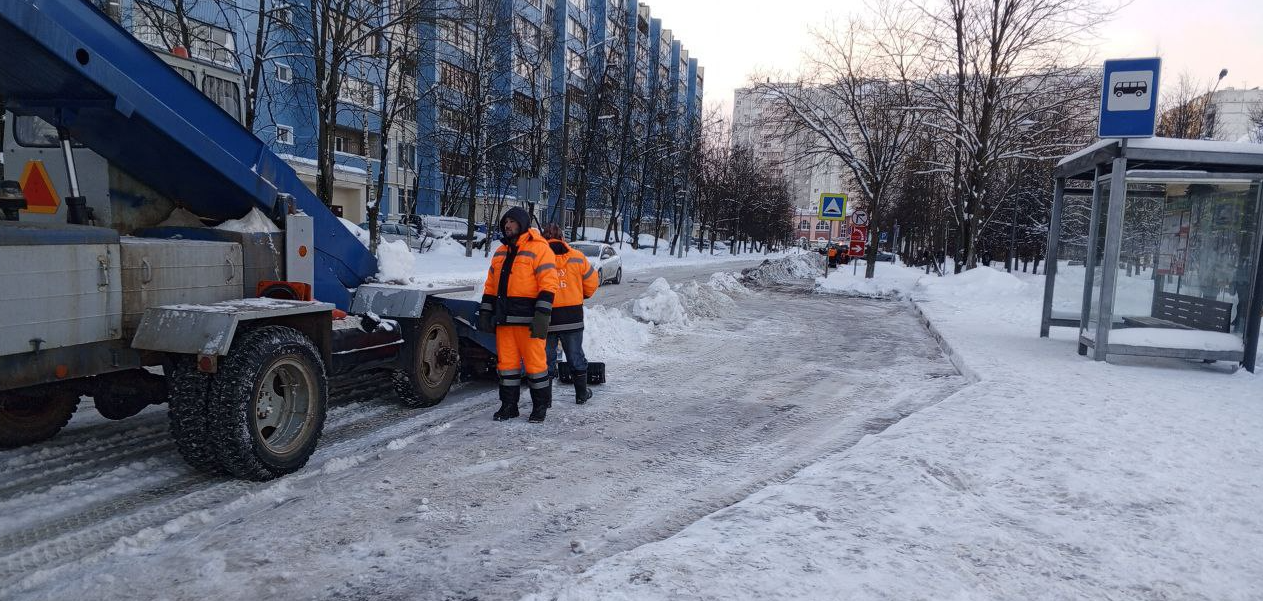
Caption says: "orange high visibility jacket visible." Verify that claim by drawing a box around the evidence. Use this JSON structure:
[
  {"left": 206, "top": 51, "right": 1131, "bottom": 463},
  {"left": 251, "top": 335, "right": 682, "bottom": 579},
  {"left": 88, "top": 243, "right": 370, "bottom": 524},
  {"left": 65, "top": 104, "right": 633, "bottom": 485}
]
[
  {"left": 547, "top": 240, "right": 600, "bottom": 332},
  {"left": 481, "top": 228, "right": 560, "bottom": 326}
]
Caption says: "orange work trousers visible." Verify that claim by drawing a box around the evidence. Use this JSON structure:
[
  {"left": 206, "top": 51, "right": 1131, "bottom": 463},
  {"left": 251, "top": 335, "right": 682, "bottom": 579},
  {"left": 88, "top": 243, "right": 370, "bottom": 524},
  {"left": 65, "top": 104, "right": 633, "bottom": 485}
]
[{"left": 495, "top": 325, "right": 549, "bottom": 384}]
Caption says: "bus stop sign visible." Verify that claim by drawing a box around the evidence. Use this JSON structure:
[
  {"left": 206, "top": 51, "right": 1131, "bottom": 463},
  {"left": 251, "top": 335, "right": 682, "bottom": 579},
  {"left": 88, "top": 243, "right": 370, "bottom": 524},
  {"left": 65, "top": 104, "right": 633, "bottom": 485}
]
[{"left": 1099, "top": 57, "right": 1161, "bottom": 139}]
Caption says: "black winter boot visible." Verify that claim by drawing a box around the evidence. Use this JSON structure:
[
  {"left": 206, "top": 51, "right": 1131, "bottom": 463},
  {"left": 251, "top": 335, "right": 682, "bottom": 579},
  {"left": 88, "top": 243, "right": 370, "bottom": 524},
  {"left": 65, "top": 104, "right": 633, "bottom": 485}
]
[
  {"left": 528, "top": 385, "right": 551, "bottom": 423},
  {"left": 573, "top": 372, "right": 592, "bottom": 405},
  {"left": 494, "top": 384, "right": 521, "bottom": 421}
]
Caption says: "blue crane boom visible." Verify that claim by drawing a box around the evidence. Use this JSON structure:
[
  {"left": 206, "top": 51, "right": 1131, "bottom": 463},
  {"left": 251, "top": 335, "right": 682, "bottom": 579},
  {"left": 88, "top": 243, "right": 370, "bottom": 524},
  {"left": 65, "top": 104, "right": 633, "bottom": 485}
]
[{"left": 0, "top": 0, "right": 377, "bottom": 308}]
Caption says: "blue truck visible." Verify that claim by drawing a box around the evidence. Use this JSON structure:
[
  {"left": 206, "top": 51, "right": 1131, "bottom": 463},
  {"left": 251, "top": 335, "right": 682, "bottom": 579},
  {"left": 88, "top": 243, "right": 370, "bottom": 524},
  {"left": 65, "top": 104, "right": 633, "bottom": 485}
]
[{"left": 0, "top": 0, "right": 498, "bottom": 480}]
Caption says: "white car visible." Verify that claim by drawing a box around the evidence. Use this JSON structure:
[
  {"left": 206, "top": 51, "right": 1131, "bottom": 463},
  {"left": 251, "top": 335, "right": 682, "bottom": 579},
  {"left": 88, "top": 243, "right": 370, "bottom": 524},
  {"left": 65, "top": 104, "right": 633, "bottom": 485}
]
[{"left": 571, "top": 242, "right": 623, "bottom": 285}]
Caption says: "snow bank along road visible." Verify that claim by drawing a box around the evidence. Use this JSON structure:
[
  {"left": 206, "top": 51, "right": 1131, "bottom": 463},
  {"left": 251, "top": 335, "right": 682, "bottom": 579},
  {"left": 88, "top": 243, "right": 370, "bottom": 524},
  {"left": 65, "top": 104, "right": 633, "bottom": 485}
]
[{"left": 0, "top": 259, "right": 964, "bottom": 600}]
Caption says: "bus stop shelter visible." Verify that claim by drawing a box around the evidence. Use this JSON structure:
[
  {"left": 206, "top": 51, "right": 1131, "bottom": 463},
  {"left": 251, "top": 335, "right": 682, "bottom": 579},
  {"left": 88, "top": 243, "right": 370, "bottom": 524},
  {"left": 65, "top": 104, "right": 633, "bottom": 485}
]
[{"left": 1041, "top": 137, "right": 1263, "bottom": 372}]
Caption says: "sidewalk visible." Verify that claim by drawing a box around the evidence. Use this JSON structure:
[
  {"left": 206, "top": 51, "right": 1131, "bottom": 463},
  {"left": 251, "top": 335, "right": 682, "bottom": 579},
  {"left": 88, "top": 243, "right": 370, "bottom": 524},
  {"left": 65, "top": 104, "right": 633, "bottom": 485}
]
[{"left": 529, "top": 263, "right": 1263, "bottom": 600}]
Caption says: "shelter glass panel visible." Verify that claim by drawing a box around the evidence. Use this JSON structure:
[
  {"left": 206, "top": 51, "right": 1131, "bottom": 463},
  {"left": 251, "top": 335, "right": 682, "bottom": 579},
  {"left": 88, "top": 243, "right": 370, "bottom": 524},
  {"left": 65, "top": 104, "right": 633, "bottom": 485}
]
[
  {"left": 1051, "top": 189, "right": 1093, "bottom": 322},
  {"left": 1106, "top": 178, "right": 1261, "bottom": 351}
]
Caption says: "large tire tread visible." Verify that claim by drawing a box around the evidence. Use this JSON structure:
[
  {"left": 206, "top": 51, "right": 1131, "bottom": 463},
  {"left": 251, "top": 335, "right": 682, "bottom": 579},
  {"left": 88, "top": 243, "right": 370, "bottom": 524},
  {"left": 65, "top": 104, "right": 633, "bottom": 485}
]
[
  {"left": 167, "top": 358, "right": 222, "bottom": 475},
  {"left": 207, "top": 326, "right": 328, "bottom": 481}
]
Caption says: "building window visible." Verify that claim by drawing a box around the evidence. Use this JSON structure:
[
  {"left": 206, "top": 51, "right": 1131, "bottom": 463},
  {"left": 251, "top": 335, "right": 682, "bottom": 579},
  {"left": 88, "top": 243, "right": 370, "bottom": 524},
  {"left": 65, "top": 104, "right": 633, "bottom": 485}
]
[
  {"left": 440, "top": 61, "right": 476, "bottom": 96},
  {"left": 201, "top": 74, "right": 242, "bottom": 121},
  {"left": 439, "top": 105, "right": 466, "bottom": 131},
  {"left": 133, "top": 2, "right": 236, "bottom": 66},
  {"left": 567, "top": 48, "right": 585, "bottom": 78},
  {"left": 513, "top": 92, "right": 538, "bottom": 119},
  {"left": 339, "top": 77, "right": 379, "bottom": 108},
  {"left": 396, "top": 142, "right": 416, "bottom": 170},
  {"left": 815, "top": 222, "right": 829, "bottom": 231},
  {"left": 566, "top": 16, "right": 586, "bottom": 46},
  {"left": 276, "top": 63, "right": 293, "bottom": 83},
  {"left": 515, "top": 15, "right": 541, "bottom": 50},
  {"left": 334, "top": 135, "right": 346, "bottom": 153},
  {"left": 277, "top": 124, "right": 294, "bottom": 145},
  {"left": 439, "top": 22, "right": 475, "bottom": 55},
  {"left": 798, "top": 220, "right": 809, "bottom": 230},
  {"left": 441, "top": 151, "right": 471, "bottom": 177}
]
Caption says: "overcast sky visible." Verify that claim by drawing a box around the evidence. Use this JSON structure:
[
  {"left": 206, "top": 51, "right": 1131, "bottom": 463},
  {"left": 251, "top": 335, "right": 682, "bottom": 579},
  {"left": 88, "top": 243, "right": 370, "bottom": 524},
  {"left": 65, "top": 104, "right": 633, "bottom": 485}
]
[{"left": 646, "top": 0, "right": 1263, "bottom": 114}]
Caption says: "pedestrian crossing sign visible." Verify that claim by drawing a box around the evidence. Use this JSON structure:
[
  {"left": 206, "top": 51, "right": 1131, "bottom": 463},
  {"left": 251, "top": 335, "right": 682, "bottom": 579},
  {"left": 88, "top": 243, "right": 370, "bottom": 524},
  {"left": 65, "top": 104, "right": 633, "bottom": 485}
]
[{"left": 818, "top": 193, "right": 848, "bottom": 221}]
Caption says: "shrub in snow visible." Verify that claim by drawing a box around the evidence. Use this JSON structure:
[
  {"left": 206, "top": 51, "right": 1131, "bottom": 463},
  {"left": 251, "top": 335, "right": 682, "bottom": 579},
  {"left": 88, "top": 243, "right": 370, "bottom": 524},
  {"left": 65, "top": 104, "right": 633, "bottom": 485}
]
[{"left": 631, "top": 278, "right": 689, "bottom": 325}]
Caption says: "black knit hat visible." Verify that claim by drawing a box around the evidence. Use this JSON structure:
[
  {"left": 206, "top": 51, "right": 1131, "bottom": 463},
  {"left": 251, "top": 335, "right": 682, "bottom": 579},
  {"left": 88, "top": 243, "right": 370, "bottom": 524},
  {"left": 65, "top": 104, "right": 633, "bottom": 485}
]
[{"left": 500, "top": 207, "right": 531, "bottom": 235}]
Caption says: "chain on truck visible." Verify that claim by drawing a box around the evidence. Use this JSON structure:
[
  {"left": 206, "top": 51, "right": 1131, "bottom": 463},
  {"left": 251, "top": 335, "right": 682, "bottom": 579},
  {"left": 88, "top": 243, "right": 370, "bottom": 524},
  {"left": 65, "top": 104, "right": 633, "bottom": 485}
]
[{"left": 0, "top": 0, "right": 502, "bottom": 480}]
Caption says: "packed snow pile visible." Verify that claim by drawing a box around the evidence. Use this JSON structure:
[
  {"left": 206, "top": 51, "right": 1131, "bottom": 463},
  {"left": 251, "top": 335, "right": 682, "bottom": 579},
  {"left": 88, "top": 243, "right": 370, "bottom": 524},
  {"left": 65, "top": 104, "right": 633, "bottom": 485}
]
[
  {"left": 157, "top": 207, "right": 206, "bottom": 228},
  {"left": 740, "top": 253, "right": 824, "bottom": 287},
  {"left": 631, "top": 278, "right": 689, "bottom": 326},
  {"left": 374, "top": 240, "right": 416, "bottom": 284},
  {"left": 917, "top": 263, "right": 1029, "bottom": 297},
  {"left": 675, "top": 277, "right": 740, "bottom": 319},
  {"left": 215, "top": 208, "right": 281, "bottom": 234},
  {"left": 338, "top": 217, "right": 370, "bottom": 247},
  {"left": 707, "top": 271, "right": 750, "bottom": 297},
  {"left": 581, "top": 304, "right": 653, "bottom": 360}
]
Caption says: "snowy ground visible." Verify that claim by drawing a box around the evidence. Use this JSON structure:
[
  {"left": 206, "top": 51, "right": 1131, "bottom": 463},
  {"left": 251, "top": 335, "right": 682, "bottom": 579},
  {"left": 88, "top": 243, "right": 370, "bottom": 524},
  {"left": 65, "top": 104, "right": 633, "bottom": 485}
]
[
  {"left": 532, "top": 261, "right": 1263, "bottom": 600},
  {"left": 375, "top": 234, "right": 792, "bottom": 288},
  {"left": 0, "top": 257, "right": 961, "bottom": 600},
  {"left": 10, "top": 255, "right": 1256, "bottom": 600}
]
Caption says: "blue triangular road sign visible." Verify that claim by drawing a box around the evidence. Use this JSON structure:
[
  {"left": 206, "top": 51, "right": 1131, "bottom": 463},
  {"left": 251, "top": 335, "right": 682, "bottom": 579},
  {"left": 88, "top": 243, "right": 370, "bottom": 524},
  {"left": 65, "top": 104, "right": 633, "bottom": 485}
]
[{"left": 822, "top": 198, "right": 844, "bottom": 217}]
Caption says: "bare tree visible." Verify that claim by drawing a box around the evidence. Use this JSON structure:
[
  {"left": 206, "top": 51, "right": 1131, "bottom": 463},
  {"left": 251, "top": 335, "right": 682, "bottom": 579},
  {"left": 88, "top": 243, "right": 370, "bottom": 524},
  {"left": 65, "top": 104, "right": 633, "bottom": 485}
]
[
  {"left": 364, "top": 5, "right": 423, "bottom": 253},
  {"left": 915, "top": 0, "right": 1112, "bottom": 270},
  {"left": 421, "top": 0, "right": 514, "bottom": 257},
  {"left": 1250, "top": 104, "right": 1263, "bottom": 144},
  {"left": 1156, "top": 72, "right": 1216, "bottom": 139},
  {"left": 759, "top": 8, "right": 927, "bottom": 277}
]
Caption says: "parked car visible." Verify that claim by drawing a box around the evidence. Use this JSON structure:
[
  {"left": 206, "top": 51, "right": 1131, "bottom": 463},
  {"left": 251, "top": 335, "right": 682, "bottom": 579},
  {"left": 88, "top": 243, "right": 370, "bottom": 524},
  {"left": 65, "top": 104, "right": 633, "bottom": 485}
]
[
  {"left": 572, "top": 242, "right": 623, "bottom": 285},
  {"left": 875, "top": 251, "right": 896, "bottom": 263},
  {"left": 361, "top": 221, "right": 428, "bottom": 251},
  {"left": 401, "top": 214, "right": 488, "bottom": 249},
  {"left": 425, "top": 215, "right": 488, "bottom": 249}
]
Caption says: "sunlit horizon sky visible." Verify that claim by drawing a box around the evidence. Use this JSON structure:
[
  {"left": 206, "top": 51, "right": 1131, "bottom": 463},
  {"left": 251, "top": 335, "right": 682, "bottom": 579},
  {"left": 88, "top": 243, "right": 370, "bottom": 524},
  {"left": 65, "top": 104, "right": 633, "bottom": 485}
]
[{"left": 646, "top": 0, "right": 1263, "bottom": 116}]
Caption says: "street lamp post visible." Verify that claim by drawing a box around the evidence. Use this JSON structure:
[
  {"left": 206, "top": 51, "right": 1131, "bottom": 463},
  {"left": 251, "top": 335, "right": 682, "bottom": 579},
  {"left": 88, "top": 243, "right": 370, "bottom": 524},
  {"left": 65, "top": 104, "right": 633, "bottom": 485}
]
[{"left": 1203, "top": 68, "right": 1229, "bottom": 140}]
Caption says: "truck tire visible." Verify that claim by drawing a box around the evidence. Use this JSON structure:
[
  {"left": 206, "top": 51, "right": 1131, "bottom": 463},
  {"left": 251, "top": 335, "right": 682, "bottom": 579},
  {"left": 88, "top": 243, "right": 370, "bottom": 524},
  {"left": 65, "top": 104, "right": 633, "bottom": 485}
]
[
  {"left": 393, "top": 304, "right": 459, "bottom": 408},
  {"left": 207, "top": 326, "right": 328, "bottom": 481},
  {"left": 167, "top": 358, "right": 222, "bottom": 475},
  {"left": 0, "top": 390, "right": 79, "bottom": 448}
]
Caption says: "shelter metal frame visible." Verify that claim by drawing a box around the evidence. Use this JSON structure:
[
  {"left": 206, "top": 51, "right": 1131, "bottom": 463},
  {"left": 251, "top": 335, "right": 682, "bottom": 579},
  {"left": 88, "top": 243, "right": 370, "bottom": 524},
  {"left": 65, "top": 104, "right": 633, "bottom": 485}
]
[{"left": 1042, "top": 138, "right": 1263, "bottom": 372}]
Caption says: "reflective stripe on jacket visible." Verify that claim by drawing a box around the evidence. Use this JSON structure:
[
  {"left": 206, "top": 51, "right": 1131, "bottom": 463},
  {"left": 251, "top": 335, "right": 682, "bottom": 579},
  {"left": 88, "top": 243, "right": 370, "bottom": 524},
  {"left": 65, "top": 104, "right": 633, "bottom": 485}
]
[
  {"left": 481, "top": 228, "right": 559, "bottom": 325},
  {"left": 548, "top": 240, "right": 600, "bottom": 332}
]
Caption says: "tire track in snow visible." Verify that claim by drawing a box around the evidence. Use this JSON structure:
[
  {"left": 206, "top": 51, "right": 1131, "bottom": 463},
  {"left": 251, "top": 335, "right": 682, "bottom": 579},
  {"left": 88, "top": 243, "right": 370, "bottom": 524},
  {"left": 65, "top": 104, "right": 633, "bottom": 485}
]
[{"left": 0, "top": 383, "right": 495, "bottom": 593}]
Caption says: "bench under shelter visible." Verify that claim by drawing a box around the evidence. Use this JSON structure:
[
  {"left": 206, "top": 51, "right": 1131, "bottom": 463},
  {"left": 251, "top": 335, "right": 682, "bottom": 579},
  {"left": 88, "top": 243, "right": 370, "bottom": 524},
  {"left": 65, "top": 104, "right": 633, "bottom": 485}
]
[{"left": 1041, "top": 137, "right": 1263, "bottom": 372}]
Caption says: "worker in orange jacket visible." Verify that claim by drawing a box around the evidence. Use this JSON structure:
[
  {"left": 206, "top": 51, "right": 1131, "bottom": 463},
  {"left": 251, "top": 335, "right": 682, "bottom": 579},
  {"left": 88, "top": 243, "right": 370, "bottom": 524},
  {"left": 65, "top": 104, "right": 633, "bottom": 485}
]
[
  {"left": 478, "top": 207, "right": 559, "bottom": 423},
  {"left": 541, "top": 223, "right": 600, "bottom": 404}
]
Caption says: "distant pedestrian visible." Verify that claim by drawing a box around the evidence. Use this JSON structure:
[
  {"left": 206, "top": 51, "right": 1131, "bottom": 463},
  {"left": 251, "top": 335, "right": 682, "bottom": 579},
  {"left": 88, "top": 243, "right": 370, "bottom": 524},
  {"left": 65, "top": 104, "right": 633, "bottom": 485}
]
[
  {"left": 541, "top": 223, "right": 600, "bottom": 404},
  {"left": 479, "top": 207, "right": 559, "bottom": 423}
]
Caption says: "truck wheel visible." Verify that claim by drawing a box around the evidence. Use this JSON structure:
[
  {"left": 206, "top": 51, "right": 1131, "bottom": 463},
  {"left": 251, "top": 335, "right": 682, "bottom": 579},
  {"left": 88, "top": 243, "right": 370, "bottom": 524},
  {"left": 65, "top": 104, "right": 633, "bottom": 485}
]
[
  {"left": 167, "top": 358, "right": 222, "bottom": 474},
  {"left": 393, "top": 304, "right": 459, "bottom": 408},
  {"left": 207, "top": 326, "right": 328, "bottom": 481},
  {"left": 0, "top": 390, "right": 79, "bottom": 448}
]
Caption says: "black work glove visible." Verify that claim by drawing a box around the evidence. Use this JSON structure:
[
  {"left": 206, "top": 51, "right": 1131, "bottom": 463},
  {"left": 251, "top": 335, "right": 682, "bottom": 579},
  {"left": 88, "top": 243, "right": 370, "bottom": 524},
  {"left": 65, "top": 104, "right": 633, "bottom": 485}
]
[
  {"left": 478, "top": 307, "right": 496, "bottom": 333},
  {"left": 530, "top": 311, "right": 550, "bottom": 339}
]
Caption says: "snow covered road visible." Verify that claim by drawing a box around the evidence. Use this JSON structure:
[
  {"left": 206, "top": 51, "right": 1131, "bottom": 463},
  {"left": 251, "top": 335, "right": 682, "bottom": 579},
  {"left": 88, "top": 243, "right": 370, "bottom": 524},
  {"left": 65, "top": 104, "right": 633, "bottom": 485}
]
[{"left": 0, "top": 260, "right": 963, "bottom": 600}]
